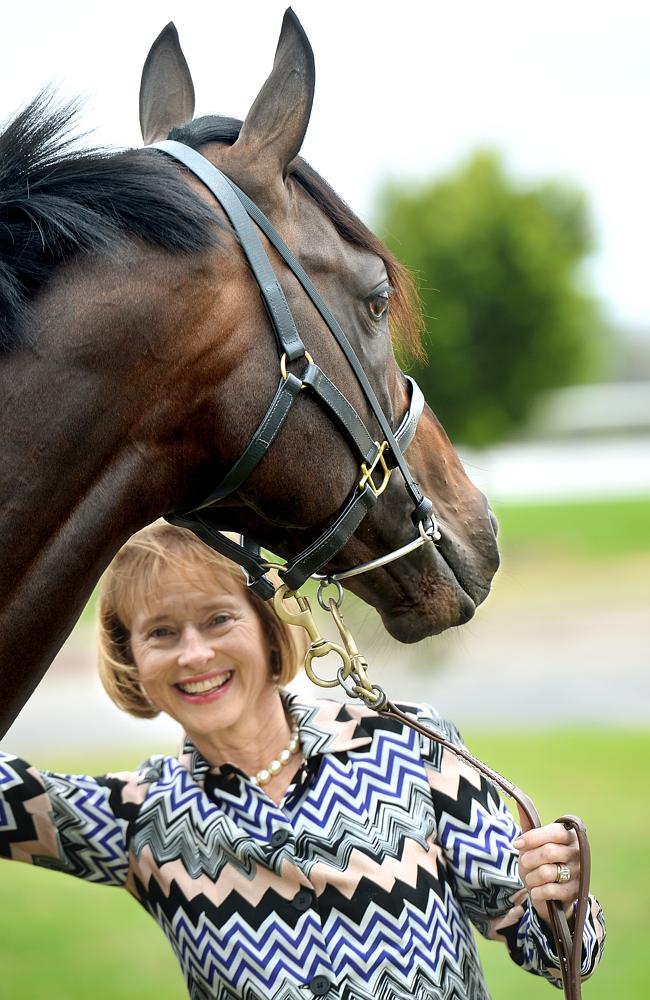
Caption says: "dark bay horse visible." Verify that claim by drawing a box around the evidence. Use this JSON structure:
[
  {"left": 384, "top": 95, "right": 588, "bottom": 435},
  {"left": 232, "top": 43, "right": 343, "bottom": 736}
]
[{"left": 0, "top": 10, "right": 499, "bottom": 736}]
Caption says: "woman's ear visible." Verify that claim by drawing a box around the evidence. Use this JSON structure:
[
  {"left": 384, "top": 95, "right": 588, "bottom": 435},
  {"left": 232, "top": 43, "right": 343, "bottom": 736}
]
[{"left": 270, "top": 649, "right": 281, "bottom": 680}]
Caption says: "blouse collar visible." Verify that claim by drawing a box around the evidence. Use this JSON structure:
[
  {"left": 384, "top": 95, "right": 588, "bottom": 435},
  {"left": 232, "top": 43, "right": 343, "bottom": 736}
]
[{"left": 178, "top": 693, "right": 375, "bottom": 783}]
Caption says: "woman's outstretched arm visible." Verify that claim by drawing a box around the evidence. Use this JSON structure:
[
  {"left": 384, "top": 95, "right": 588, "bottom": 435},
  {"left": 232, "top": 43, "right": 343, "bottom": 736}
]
[{"left": 0, "top": 752, "right": 132, "bottom": 886}]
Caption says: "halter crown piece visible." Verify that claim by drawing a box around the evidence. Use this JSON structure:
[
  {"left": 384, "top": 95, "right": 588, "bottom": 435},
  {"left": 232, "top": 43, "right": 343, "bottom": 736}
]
[{"left": 149, "top": 141, "right": 439, "bottom": 599}]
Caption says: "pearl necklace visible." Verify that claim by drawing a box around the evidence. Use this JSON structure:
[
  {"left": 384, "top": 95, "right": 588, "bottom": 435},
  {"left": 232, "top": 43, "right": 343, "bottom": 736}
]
[{"left": 250, "top": 721, "right": 300, "bottom": 786}]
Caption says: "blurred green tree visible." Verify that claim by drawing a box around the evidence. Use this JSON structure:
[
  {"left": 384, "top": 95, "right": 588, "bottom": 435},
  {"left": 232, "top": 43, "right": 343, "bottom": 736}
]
[{"left": 377, "top": 152, "right": 603, "bottom": 445}]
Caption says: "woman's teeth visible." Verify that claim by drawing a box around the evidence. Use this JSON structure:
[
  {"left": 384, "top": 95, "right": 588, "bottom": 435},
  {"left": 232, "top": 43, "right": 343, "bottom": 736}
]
[{"left": 177, "top": 672, "right": 232, "bottom": 695}]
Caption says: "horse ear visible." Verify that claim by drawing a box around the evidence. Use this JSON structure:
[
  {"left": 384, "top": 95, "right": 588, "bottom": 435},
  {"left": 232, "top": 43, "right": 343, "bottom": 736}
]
[
  {"left": 230, "top": 8, "right": 315, "bottom": 186},
  {"left": 139, "top": 23, "right": 195, "bottom": 145}
]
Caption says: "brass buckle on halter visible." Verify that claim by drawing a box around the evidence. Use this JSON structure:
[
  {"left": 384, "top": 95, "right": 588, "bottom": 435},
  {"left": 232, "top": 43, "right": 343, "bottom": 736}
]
[{"left": 359, "top": 441, "right": 392, "bottom": 497}]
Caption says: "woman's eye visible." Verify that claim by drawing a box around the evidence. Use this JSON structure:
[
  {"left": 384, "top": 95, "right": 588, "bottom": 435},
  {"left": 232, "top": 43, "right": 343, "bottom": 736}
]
[
  {"left": 149, "top": 627, "right": 173, "bottom": 640},
  {"left": 209, "top": 613, "right": 230, "bottom": 627},
  {"left": 367, "top": 290, "right": 390, "bottom": 320}
]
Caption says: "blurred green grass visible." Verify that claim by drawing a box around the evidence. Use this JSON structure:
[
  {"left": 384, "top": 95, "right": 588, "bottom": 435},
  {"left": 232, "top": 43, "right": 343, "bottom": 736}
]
[
  {"left": 494, "top": 496, "right": 650, "bottom": 559},
  {"left": 1, "top": 729, "right": 647, "bottom": 998}
]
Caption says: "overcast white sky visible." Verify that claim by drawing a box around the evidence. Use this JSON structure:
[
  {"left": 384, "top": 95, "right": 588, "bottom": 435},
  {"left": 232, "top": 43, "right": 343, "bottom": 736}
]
[{"left": 1, "top": 0, "right": 648, "bottom": 331}]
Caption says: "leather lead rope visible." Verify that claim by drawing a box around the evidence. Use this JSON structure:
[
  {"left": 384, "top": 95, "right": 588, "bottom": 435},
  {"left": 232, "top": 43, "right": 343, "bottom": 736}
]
[{"left": 381, "top": 703, "right": 591, "bottom": 1000}]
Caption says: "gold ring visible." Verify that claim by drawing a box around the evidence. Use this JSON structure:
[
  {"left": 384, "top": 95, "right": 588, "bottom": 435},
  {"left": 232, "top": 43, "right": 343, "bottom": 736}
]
[
  {"left": 280, "top": 351, "right": 313, "bottom": 381},
  {"left": 555, "top": 863, "right": 571, "bottom": 884}
]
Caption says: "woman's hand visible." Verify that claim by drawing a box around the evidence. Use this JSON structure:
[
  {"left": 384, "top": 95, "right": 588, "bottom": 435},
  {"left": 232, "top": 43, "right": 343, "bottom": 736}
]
[{"left": 514, "top": 823, "right": 580, "bottom": 925}]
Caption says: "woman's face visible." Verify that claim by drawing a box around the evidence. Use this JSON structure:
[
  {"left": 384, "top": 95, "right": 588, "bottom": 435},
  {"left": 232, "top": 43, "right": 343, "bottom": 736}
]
[{"left": 129, "top": 561, "right": 275, "bottom": 742}]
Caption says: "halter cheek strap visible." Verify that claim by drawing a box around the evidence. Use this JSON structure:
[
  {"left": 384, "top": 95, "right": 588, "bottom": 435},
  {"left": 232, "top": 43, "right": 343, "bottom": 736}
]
[
  {"left": 150, "top": 140, "right": 436, "bottom": 595},
  {"left": 166, "top": 372, "right": 426, "bottom": 598}
]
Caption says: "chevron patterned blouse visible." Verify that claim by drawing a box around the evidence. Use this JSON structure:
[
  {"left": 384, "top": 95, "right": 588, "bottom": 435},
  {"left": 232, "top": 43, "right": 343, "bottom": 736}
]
[{"left": 1, "top": 696, "right": 605, "bottom": 999}]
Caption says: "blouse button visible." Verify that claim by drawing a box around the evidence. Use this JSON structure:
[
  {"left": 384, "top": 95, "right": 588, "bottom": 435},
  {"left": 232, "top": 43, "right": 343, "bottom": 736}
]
[
  {"left": 270, "top": 828, "right": 290, "bottom": 848},
  {"left": 308, "top": 974, "right": 332, "bottom": 996},
  {"left": 292, "top": 889, "right": 313, "bottom": 912}
]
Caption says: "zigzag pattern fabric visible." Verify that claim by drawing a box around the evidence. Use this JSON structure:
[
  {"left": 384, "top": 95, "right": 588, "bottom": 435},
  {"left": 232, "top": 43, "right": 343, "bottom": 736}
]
[{"left": 0, "top": 697, "right": 605, "bottom": 999}]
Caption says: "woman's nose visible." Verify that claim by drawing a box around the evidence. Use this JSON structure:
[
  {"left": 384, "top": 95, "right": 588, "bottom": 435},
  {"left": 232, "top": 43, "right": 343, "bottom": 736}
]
[{"left": 177, "top": 626, "right": 213, "bottom": 667}]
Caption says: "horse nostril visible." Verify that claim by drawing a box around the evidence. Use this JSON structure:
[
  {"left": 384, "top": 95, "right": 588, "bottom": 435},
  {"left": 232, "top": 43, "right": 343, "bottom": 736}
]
[{"left": 488, "top": 508, "right": 499, "bottom": 538}]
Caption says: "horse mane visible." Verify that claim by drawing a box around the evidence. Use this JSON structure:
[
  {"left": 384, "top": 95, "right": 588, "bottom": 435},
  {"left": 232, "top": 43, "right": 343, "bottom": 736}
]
[
  {"left": 169, "top": 116, "right": 424, "bottom": 360},
  {"left": 0, "top": 92, "right": 219, "bottom": 353}
]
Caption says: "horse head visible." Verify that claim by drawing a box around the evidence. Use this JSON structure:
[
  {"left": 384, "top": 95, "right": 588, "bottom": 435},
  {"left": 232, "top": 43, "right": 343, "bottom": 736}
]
[{"left": 137, "top": 11, "right": 499, "bottom": 643}]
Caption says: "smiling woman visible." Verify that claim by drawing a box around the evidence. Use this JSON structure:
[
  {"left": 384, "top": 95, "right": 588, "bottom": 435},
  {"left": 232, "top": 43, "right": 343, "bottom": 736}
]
[{"left": 0, "top": 519, "right": 605, "bottom": 1000}]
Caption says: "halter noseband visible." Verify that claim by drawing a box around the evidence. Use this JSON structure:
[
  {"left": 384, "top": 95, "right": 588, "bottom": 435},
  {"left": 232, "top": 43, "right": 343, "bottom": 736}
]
[{"left": 150, "top": 140, "right": 439, "bottom": 598}]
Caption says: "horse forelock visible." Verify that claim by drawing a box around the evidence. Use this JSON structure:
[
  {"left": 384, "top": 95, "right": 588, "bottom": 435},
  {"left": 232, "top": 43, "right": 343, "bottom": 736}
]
[
  {"left": 0, "top": 92, "right": 220, "bottom": 353},
  {"left": 169, "top": 116, "right": 424, "bottom": 362}
]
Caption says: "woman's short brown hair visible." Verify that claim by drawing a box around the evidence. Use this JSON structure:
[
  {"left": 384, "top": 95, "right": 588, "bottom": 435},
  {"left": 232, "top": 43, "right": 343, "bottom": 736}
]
[{"left": 97, "top": 522, "right": 305, "bottom": 719}]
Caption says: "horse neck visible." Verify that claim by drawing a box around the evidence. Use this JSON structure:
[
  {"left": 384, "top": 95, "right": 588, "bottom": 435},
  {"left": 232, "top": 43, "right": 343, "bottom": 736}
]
[{"left": 0, "top": 245, "right": 237, "bottom": 736}]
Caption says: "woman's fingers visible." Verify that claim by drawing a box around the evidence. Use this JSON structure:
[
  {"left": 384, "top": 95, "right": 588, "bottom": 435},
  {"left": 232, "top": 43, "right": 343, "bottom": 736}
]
[
  {"left": 528, "top": 878, "right": 578, "bottom": 902},
  {"left": 514, "top": 823, "right": 580, "bottom": 920},
  {"left": 521, "top": 861, "right": 579, "bottom": 902},
  {"left": 529, "top": 880, "right": 579, "bottom": 923},
  {"left": 516, "top": 825, "right": 578, "bottom": 873},
  {"left": 514, "top": 822, "right": 575, "bottom": 853},
  {"left": 518, "top": 838, "right": 579, "bottom": 877},
  {"left": 523, "top": 862, "right": 568, "bottom": 889}
]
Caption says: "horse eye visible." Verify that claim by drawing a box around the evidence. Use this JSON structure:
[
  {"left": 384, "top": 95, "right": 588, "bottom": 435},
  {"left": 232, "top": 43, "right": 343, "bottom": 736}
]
[{"left": 367, "top": 290, "right": 390, "bottom": 320}]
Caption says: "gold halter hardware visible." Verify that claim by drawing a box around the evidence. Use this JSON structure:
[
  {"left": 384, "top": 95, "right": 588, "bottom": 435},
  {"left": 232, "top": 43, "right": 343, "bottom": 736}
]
[
  {"left": 280, "top": 351, "right": 314, "bottom": 381},
  {"left": 273, "top": 583, "right": 387, "bottom": 709},
  {"left": 359, "top": 441, "right": 392, "bottom": 497},
  {"left": 273, "top": 585, "right": 351, "bottom": 688}
]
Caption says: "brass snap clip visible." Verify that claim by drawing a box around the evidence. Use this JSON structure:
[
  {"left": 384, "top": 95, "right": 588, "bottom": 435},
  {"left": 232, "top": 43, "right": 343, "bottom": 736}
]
[
  {"left": 327, "top": 599, "right": 387, "bottom": 711},
  {"left": 273, "top": 585, "right": 351, "bottom": 688}
]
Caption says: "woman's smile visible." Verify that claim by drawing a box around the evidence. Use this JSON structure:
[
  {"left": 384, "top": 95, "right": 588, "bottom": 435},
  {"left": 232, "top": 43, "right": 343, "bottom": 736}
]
[{"left": 175, "top": 669, "right": 234, "bottom": 700}]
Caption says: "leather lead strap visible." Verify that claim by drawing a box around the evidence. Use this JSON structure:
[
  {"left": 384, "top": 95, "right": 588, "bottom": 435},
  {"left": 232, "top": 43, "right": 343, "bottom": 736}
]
[{"left": 381, "top": 703, "right": 591, "bottom": 1000}]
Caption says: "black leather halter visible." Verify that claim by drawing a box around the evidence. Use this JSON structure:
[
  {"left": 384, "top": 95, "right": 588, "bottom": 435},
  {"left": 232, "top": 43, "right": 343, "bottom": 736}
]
[{"left": 150, "top": 141, "right": 436, "bottom": 598}]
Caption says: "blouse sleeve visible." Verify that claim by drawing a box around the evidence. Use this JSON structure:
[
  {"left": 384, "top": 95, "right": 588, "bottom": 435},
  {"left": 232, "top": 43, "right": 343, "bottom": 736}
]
[
  {"left": 411, "top": 706, "right": 606, "bottom": 988},
  {"left": 0, "top": 751, "right": 134, "bottom": 887}
]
